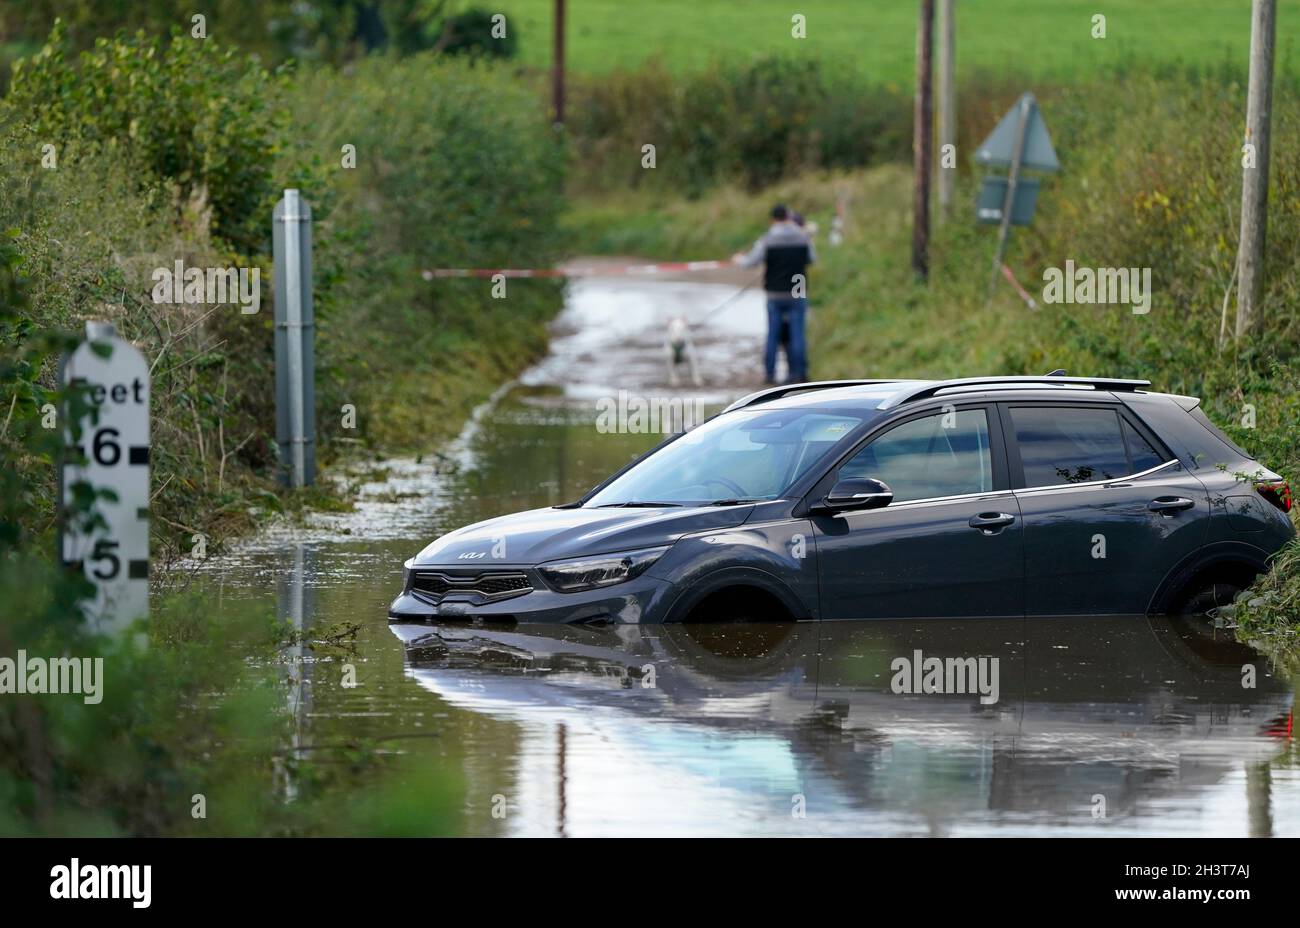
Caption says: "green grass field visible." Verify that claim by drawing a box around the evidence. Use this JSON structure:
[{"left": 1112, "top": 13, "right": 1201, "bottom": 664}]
[{"left": 507, "top": 0, "right": 1290, "bottom": 82}]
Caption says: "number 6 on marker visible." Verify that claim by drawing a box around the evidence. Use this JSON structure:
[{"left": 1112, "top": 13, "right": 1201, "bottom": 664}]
[{"left": 93, "top": 427, "right": 121, "bottom": 467}]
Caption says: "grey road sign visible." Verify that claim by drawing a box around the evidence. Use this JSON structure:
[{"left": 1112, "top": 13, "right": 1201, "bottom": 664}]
[
  {"left": 977, "top": 176, "right": 1040, "bottom": 225},
  {"left": 976, "top": 92, "right": 1059, "bottom": 293},
  {"left": 60, "top": 321, "right": 150, "bottom": 632},
  {"left": 975, "top": 92, "right": 1059, "bottom": 172},
  {"left": 273, "top": 189, "right": 316, "bottom": 488}
]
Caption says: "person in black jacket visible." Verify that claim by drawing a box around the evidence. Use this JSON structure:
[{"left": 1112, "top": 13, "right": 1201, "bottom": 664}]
[{"left": 733, "top": 204, "right": 815, "bottom": 384}]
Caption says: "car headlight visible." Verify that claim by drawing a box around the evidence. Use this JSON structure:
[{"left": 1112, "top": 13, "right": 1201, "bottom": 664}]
[{"left": 537, "top": 546, "right": 670, "bottom": 593}]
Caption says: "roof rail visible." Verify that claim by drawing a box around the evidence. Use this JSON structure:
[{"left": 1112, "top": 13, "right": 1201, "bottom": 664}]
[
  {"left": 879, "top": 375, "right": 1151, "bottom": 410},
  {"left": 722, "top": 380, "right": 904, "bottom": 414}
]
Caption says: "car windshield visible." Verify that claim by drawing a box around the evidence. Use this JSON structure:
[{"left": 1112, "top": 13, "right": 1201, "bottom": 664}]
[{"left": 585, "top": 407, "right": 868, "bottom": 506}]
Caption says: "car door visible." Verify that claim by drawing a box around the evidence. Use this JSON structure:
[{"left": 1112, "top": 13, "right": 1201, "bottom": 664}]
[
  {"left": 811, "top": 404, "right": 1023, "bottom": 619},
  {"left": 1002, "top": 401, "right": 1212, "bottom": 616}
]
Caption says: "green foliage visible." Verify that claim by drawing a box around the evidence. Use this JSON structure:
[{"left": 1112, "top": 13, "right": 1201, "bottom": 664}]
[
  {"left": 0, "top": 29, "right": 552, "bottom": 834},
  {"left": 7, "top": 22, "right": 287, "bottom": 251},
  {"left": 0, "top": 236, "right": 283, "bottom": 836},
  {"left": 1, "top": 25, "right": 567, "bottom": 561},
  {"left": 440, "top": 8, "right": 518, "bottom": 59},
  {"left": 0, "top": 230, "right": 80, "bottom": 567},
  {"left": 286, "top": 53, "right": 568, "bottom": 451},
  {"left": 0, "top": 1, "right": 503, "bottom": 74},
  {"left": 1231, "top": 527, "right": 1300, "bottom": 660},
  {"left": 569, "top": 56, "right": 909, "bottom": 196},
  {"left": 1011, "top": 74, "right": 1300, "bottom": 478}
]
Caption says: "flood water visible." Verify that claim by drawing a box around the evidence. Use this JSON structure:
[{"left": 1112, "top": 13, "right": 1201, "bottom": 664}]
[{"left": 195, "top": 270, "right": 1300, "bottom": 836}]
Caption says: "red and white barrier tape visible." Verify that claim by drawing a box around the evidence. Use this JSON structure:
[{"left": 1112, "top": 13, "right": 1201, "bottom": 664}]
[{"left": 421, "top": 259, "right": 729, "bottom": 280}]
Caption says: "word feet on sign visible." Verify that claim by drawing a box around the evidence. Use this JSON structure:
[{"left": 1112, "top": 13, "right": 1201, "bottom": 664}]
[{"left": 59, "top": 321, "right": 150, "bottom": 633}]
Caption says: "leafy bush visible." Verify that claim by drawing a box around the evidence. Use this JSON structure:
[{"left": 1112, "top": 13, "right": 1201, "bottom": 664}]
[
  {"left": 0, "top": 31, "right": 550, "bottom": 835},
  {"left": 7, "top": 21, "right": 289, "bottom": 252},
  {"left": 1, "top": 27, "right": 568, "bottom": 561},
  {"left": 568, "top": 56, "right": 910, "bottom": 196},
  {"left": 285, "top": 53, "right": 568, "bottom": 450},
  {"left": 440, "top": 8, "right": 518, "bottom": 59}
]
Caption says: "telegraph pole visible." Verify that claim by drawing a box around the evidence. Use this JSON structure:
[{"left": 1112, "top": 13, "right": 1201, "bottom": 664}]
[
  {"left": 552, "top": 0, "right": 566, "bottom": 125},
  {"left": 912, "top": 0, "right": 934, "bottom": 281},
  {"left": 1235, "top": 0, "right": 1276, "bottom": 339},
  {"left": 937, "top": 0, "right": 956, "bottom": 219}
]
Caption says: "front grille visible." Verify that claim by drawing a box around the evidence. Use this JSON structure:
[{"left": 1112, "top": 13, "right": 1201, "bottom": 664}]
[{"left": 411, "top": 570, "right": 532, "bottom": 604}]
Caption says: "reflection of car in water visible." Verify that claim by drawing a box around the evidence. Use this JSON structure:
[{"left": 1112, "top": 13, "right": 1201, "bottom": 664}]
[
  {"left": 390, "top": 615, "right": 1294, "bottom": 836},
  {"left": 390, "top": 376, "right": 1293, "bottom": 625}
]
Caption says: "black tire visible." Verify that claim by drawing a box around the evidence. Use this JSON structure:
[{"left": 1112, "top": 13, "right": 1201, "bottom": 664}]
[{"left": 1177, "top": 581, "right": 1243, "bottom": 618}]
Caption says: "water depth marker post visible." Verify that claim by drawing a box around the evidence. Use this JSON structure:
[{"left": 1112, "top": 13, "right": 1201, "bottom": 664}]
[{"left": 59, "top": 321, "right": 151, "bottom": 633}]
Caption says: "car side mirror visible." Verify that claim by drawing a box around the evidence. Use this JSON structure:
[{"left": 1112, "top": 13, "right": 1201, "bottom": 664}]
[{"left": 817, "top": 477, "right": 893, "bottom": 513}]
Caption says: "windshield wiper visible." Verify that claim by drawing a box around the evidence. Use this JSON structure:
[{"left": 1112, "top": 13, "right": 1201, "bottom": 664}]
[
  {"left": 707, "top": 498, "right": 763, "bottom": 506},
  {"left": 595, "top": 501, "right": 683, "bottom": 508}
]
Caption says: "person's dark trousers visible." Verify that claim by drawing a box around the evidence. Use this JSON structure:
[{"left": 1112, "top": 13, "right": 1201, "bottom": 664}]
[{"left": 765, "top": 297, "right": 808, "bottom": 382}]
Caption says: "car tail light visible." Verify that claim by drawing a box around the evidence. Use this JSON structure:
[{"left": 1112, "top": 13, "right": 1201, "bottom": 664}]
[{"left": 1255, "top": 479, "right": 1292, "bottom": 513}]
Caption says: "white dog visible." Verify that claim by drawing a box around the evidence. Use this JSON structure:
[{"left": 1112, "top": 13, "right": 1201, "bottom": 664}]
[{"left": 665, "top": 316, "right": 702, "bottom": 387}]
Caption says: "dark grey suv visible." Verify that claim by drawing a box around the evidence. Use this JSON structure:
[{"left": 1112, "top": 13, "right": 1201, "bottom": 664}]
[{"left": 388, "top": 376, "right": 1294, "bottom": 624}]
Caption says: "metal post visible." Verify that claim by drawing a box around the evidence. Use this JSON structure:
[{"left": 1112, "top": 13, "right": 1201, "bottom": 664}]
[
  {"left": 937, "top": 0, "right": 956, "bottom": 219},
  {"left": 990, "top": 95, "right": 1031, "bottom": 292},
  {"left": 912, "top": 0, "right": 934, "bottom": 281},
  {"left": 274, "top": 189, "right": 316, "bottom": 487},
  {"left": 284, "top": 190, "right": 305, "bottom": 487},
  {"left": 1235, "top": 0, "right": 1276, "bottom": 339}
]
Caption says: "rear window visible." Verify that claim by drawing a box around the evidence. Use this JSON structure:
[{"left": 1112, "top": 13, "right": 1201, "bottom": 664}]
[
  {"left": 1122, "top": 418, "right": 1166, "bottom": 472},
  {"left": 1187, "top": 406, "right": 1252, "bottom": 458},
  {"left": 1010, "top": 406, "right": 1129, "bottom": 487}
]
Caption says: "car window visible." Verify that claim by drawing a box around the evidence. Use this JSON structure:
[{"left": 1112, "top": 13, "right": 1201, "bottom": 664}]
[
  {"left": 1011, "top": 406, "right": 1129, "bottom": 487},
  {"left": 585, "top": 409, "right": 866, "bottom": 506},
  {"left": 841, "top": 409, "right": 992, "bottom": 503},
  {"left": 1122, "top": 418, "right": 1165, "bottom": 473},
  {"left": 1187, "top": 406, "right": 1252, "bottom": 457}
]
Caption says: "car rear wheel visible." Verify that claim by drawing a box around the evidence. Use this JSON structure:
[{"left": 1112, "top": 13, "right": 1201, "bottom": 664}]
[{"left": 1177, "top": 580, "right": 1243, "bottom": 618}]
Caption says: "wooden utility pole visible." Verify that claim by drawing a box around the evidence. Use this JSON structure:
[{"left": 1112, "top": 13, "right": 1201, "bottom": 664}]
[
  {"left": 912, "top": 0, "right": 934, "bottom": 281},
  {"left": 937, "top": 0, "right": 956, "bottom": 219},
  {"left": 552, "top": 0, "right": 566, "bottom": 125},
  {"left": 1235, "top": 0, "right": 1276, "bottom": 339}
]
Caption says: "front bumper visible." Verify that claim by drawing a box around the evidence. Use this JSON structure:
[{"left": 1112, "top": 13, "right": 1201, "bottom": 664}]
[{"left": 388, "top": 568, "right": 677, "bottom": 625}]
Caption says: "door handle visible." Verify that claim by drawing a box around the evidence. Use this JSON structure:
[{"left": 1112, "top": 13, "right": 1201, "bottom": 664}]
[
  {"left": 969, "top": 512, "right": 1015, "bottom": 535},
  {"left": 1148, "top": 496, "right": 1194, "bottom": 514}
]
